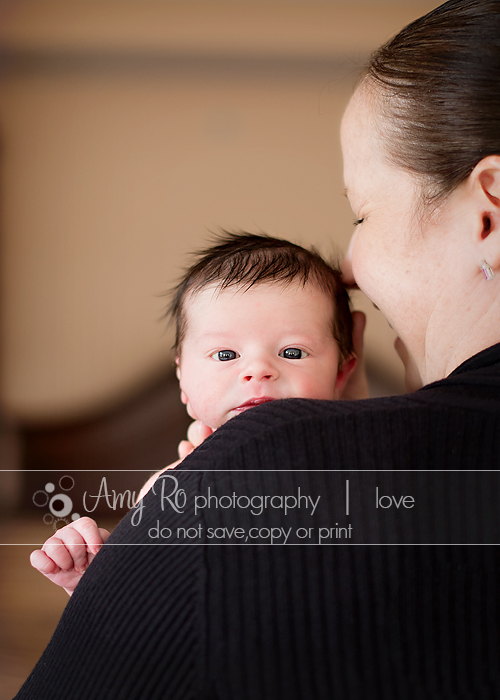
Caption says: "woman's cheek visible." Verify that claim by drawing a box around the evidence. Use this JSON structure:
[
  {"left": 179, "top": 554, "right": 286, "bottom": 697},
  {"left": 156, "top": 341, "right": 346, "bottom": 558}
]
[
  {"left": 350, "top": 239, "right": 373, "bottom": 295},
  {"left": 351, "top": 234, "right": 391, "bottom": 305}
]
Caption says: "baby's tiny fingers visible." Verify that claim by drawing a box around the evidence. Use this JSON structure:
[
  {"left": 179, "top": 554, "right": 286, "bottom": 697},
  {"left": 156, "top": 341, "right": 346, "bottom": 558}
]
[
  {"left": 30, "top": 549, "right": 61, "bottom": 575},
  {"left": 43, "top": 528, "right": 89, "bottom": 573},
  {"left": 71, "top": 516, "right": 106, "bottom": 555},
  {"left": 98, "top": 528, "right": 111, "bottom": 544},
  {"left": 178, "top": 440, "right": 194, "bottom": 460},
  {"left": 351, "top": 310, "right": 366, "bottom": 360},
  {"left": 41, "top": 536, "right": 77, "bottom": 572},
  {"left": 186, "top": 421, "right": 213, "bottom": 448}
]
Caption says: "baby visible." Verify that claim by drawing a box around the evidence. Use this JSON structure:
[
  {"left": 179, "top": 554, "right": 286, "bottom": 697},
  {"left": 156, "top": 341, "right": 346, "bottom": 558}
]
[
  {"left": 31, "top": 232, "right": 356, "bottom": 594},
  {"left": 172, "top": 231, "right": 355, "bottom": 426}
]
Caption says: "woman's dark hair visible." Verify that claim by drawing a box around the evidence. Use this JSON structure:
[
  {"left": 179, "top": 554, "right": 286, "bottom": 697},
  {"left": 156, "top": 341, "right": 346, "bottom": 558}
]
[
  {"left": 169, "top": 231, "right": 354, "bottom": 363},
  {"left": 364, "top": 0, "right": 500, "bottom": 204}
]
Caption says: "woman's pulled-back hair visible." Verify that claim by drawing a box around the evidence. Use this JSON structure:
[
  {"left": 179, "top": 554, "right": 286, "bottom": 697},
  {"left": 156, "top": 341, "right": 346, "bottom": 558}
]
[
  {"left": 365, "top": 0, "right": 500, "bottom": 204},
  {"left": 170, "top": 231, "right": 354, "bottom": 362}
]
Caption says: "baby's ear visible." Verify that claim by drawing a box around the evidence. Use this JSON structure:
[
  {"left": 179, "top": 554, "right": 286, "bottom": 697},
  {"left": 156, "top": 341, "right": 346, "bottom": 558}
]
[
  {"left": 333, "top": 355, "right": 357, "bottom": 399},
  {"left": 175, "top": 360, "right": 189, "bottom": 408},
  {"left": 175, "top": 355, "right": 198, "bottom": 420},
  {"left": 175, "top": 359, "right": 189, "bottom": 409}
]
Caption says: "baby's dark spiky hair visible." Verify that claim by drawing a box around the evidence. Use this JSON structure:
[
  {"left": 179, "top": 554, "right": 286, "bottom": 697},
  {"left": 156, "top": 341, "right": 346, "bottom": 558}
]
[{"left": 169, "top": 231, "right": 353, "bottom": 362}]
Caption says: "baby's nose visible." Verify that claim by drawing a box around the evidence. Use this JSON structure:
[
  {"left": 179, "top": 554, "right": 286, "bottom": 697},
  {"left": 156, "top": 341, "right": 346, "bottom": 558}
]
[{"left": 240, "top": 357, "right": 279, "bottom": 382}]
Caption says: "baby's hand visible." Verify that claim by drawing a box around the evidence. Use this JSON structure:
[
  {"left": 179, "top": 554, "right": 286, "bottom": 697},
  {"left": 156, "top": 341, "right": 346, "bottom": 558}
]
[
  {"left": 178, "top": 420, "right": 214, "bottom": 459},
  {"left": 136, "top": 462, "right": 181, "bottom": 502},
  {"left": 30, "top": 517, "right": 110, "bottom": 596},
  {"left": 136, "top": 421, "right": 214, "bottom": 502}
]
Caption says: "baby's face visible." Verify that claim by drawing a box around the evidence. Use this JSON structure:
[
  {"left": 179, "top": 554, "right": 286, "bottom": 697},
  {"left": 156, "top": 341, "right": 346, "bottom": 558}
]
[{"left": 176, "top": 281, "right": 353, "bottom": 429}]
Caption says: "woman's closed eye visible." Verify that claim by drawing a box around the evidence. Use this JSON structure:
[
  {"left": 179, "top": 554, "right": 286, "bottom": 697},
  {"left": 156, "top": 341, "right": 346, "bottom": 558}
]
[
  {"left": 211, "top": 349, "right": 240, "bottom": 361},
  {"left": 279, "top": 347, "right": 309, "bottom": 360}
]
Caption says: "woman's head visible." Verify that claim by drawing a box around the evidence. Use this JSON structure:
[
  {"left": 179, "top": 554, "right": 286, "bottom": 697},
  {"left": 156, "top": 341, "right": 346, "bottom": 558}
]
[
  {"left": 341, "top": 0, "right": 500, "bottom": 384},
  {"left": 364, "top": 0, "right": 500, "bottom": 206}
]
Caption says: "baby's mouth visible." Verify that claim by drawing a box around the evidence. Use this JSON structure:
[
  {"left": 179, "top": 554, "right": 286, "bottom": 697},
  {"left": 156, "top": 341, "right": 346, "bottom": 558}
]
[{"left": 234, "top": 397, "right": 275, "bottom": 412}]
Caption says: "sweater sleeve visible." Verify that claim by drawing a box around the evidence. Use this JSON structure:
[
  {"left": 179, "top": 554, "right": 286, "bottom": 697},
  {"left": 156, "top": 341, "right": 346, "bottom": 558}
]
[{"left": 14, "top": 469, "right": 214, "bottom": 700}]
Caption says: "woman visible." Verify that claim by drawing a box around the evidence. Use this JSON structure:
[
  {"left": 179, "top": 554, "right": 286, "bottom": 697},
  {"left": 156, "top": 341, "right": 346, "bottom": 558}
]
[
  {"left": 15, "top": 1, "right": 500, "bottom": 698},
  {"left": 342, "top": 0, "right": 500, "bottom": 392}
]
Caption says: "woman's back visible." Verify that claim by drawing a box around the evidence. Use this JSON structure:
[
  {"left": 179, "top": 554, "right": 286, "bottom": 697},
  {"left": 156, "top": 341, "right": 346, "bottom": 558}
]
[{"left": 15, "top": 344, "right": 500, "bottom": 699}]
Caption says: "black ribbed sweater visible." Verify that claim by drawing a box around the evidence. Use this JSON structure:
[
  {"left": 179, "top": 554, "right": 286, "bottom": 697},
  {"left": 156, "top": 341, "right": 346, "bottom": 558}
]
[{"left": 15, "top": 345, "right": 500, "bottom": 699}]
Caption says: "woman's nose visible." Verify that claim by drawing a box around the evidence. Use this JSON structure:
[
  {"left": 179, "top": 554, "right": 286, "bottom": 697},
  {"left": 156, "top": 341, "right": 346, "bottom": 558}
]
[
  {"left": 240, "top": 357, "right": 279, "bottom": 382},
  {"left": 341, "top": 234, "right": 357, "bottom": 289}
]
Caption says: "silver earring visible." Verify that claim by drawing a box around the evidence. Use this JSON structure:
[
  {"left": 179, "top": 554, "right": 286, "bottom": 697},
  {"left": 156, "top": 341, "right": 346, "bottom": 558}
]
[{"left": 480, "top": 260, "right": 495, "bottom": 281}]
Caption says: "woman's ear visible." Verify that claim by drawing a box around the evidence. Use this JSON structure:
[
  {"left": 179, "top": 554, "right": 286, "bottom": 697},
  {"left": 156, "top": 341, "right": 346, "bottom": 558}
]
[
  {"left": 175, "top": 356, "right": 181, "bottom": 382},
  {"left": 471, "top": 155, "right": 500, "bottom": 270},
  {"left": 333, "top": 355, "right": 357, "bottom": 399}
]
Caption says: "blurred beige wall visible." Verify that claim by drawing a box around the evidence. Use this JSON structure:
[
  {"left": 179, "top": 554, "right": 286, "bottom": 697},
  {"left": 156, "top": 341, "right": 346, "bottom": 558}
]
[{"left": 0, "top": 1, "right": 437, "bottom": 422}]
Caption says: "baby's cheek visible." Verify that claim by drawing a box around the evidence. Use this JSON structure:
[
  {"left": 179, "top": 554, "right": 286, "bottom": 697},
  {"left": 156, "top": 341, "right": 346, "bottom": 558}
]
[
  {"left": 187, "top": 394, "right": 222, "bottom": 431},
  {"left": 298, "top": 370, "right": 338, "bottom": 401}
]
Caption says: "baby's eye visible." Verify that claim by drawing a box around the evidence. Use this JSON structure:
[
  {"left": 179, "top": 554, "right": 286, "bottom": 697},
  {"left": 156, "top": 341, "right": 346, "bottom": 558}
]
[
  {"left": 211, "top": 349, "right": 239, "bottom": 361},
  {"left": 279, "top": 348, "right": 308, "bottom": 360}
]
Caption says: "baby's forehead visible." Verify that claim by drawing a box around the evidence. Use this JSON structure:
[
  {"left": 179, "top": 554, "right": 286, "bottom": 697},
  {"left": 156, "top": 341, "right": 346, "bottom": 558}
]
[
  {"left": 180, "top": 278, "right": 335, "bottom": 345},
  {"left": 184, "top": 278, "right": 332, "bottom": 311}
]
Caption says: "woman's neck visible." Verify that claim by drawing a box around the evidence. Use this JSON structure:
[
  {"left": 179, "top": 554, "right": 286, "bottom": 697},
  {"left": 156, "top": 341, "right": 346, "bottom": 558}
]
[{"left": 422, "top": 294, "right": 500, "bottom": 384}]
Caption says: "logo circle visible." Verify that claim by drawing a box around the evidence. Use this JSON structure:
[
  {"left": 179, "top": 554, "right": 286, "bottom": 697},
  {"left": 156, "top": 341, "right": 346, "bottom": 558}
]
[
  {"left": 53, "top": 517, "right": 69, "bottom": 531},
  {"left": 49, "top": 494, "right": 73, "bottom": 518},
  {"left": 33, "top": 490, "right": 49, "bottom": 508},
  {"left": 59, "top": 476, "right": 75, "bottom": 491}
]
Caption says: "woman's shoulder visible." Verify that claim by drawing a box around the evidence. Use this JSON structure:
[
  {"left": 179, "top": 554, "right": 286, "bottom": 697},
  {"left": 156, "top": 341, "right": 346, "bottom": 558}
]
[
  {"left": 181, "top": 378, "right": 500, "bottom": 477},
  {"left": 187, "top": 342, "right": 500, "bottom": 468}
]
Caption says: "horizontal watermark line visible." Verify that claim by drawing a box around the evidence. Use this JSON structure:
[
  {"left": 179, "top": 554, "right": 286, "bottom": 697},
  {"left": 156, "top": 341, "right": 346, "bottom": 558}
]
[
  {"left": 3, "top": 469, "right": 500, "bottom": 473},
  {"left": 3, "top": 543, "right": 500, "bottom": 547}
]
